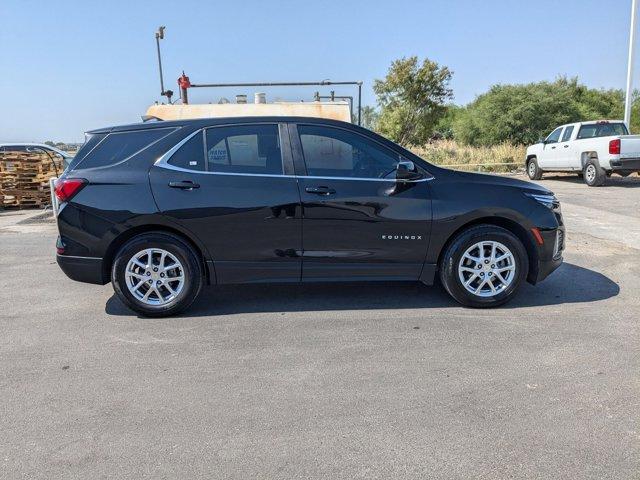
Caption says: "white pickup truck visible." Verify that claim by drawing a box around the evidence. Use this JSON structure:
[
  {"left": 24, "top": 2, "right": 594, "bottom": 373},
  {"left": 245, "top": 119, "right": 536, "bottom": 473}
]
[{"left": 525, "top": 120, "right": 640, "bottom": 186}]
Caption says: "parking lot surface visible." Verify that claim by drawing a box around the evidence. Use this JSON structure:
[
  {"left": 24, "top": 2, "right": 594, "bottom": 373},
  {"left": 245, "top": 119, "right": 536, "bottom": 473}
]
[{"left": 1, "top": 174, "right": 638, "bottom": 479}]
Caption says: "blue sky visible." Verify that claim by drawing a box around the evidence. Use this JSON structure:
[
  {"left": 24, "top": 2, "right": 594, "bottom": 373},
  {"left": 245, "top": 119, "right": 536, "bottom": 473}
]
[{"left": 0, "top": 0, "right": 635, "bottom": 142}]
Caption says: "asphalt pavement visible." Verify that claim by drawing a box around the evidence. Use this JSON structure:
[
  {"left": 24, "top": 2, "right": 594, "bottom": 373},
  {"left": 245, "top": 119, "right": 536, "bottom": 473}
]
[{"left": 0, "top": 173, "right": 638, "bottom": 479}]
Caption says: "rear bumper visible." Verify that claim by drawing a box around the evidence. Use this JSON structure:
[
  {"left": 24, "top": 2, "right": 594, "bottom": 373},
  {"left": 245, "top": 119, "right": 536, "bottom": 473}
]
[
  {"left": 610, "top": 158, "right": 640, "bottom": 172},
  {"left": 56, "top": 254, "right": 108, "bottom": 285}
]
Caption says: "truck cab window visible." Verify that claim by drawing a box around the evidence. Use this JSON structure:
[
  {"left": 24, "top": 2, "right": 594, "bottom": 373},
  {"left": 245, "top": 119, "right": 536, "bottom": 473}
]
[
  {"left": 545, "top": 127, "right": 563, "bottom": 144},
  {"left": 561, "top": 126, "right": 574, "bottom": 142}
]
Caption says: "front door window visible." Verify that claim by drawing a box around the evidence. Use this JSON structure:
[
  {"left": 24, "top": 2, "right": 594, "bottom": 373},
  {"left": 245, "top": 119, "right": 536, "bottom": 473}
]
[{"left": 297, "top": 124, "right": 399, "bottom": 179}]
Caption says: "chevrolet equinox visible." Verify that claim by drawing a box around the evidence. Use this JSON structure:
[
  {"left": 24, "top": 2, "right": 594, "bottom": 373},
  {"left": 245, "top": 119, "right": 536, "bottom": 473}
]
[{"left": 55, "top": 117, "right": 564, "bottom": 316}]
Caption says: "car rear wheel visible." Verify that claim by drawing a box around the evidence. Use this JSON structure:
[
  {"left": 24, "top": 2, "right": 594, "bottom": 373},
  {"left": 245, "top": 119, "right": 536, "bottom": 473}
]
[
  {"left": 439, "top": 225, "right": 528, "bottom": 308},
  {"left": 112, "top": 232, "right": 203, "bottom": 317},
  {"left": 583, "top": 160, "right": 606, "bottom": 186},
  {"left": 527, "top": 158, "right": 543, "bottom": 180}
]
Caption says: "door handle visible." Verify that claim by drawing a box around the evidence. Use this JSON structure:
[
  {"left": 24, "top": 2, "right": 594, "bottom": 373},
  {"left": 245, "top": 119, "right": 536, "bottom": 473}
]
[
  {"left": 305, "top": 186, "right": 336, "bottom": 195},
  {"left": 564, "top": 145, "right": 569, "bottom": 148},
  {"left": 551, "top": 146, "right": 556, "bottom": 149},
  {"left": 168, "top": 180, "right": 200, "bottom": 190}
]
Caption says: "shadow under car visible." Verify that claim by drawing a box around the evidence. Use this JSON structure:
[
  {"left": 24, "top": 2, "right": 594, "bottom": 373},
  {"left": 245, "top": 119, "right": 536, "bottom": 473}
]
[{"left": 105, "top": 262, "right": 619, "bottom": 318}]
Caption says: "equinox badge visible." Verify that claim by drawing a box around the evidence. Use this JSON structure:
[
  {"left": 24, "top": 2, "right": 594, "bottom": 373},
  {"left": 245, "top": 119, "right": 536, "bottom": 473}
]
[{"left": 381, "top": 235, "right": 423, "bottom": 240}]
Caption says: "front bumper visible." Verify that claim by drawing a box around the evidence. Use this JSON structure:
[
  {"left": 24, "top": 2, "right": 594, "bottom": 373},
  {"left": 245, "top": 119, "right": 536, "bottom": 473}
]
[
  {"left": 531, "top": 227, "right": 564, "bottom": 284},
  {"left": 57, "top": 254, "right": 108, "bottom": 285}
]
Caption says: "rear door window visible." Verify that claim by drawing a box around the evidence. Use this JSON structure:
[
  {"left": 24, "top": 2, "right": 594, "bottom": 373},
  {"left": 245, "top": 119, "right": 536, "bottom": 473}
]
[
  {"left": 561, "top": 126, "right": 574, "bottom": 142},
  {"left": 167, "top": 132, "right": 205, "bottom": 171},
  {"left": 76, "top": 128, "right": 176, "bottom": 169},
  {"left": 205, "top": 124, "right": 282, "bottom": 175}
]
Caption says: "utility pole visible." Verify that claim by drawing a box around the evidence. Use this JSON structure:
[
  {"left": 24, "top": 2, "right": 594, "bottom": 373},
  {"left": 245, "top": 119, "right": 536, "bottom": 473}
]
[
  {"left": 624, "top": 0, "right": 637, "bottom": 128},
  {"left": 155, "top": 26, "right": 173, "bottom": 103}
]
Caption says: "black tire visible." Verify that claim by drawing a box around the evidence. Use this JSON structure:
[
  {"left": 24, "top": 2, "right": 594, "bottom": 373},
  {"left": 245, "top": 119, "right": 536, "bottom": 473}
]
[
  {"left": 111, "top": 232, "right": 203, "bottom": 317},
  {"left": 439, "top": 225, "right": 528, "bottom": 308},
  {"left": 583, "top": 159, "right": 606, "bottom": 186},
  {"left": 527, "top": 157, "right": 543, "bottom": 180}
]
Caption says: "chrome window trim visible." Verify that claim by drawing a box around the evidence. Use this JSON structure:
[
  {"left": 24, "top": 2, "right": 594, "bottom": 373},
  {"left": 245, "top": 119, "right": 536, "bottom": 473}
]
[
  {"left": 154, "top": 129, "right": 202, "bottom": 169},
  {"left": 155, "top": 127, "right": 433, "bottom": 183},
  {"left": 155, "top": 161, "right": 431, "bottom": 183},
  {"left": 299, "top": 175, "right": 431, "bottom": 183},
  {"left": 157, "top": 161, "right": 296, "bottom": 178}
]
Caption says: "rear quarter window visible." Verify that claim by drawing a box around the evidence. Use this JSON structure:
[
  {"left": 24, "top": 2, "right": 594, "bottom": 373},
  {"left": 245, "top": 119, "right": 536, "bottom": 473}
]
[
  {"left": 66, "top": 133, "right": 106, "bottom": 170},
  {"left": 75, "top": 127, "right": 176, "bottom": 169}
]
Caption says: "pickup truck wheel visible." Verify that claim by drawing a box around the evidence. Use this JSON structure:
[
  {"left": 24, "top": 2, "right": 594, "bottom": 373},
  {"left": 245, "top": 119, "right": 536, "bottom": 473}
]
[
  {"left": 583, "top": 160, "right": 606, "bottom": 187},
  {"left": 111, "top": 233, "right": 203, "bottom": 317},
  {"left": 527, "top": 158, "right": 543, "bottom": 180},
  {"left": 439, "top": 225, "right": 528, "bottom": 308}
]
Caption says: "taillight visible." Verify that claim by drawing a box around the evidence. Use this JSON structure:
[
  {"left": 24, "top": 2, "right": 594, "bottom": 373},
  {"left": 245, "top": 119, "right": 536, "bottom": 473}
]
[
  {"left": 54, "top": 178, "right": 87, "bottom": 203},
  {"left": 609, "top": 139, "right": 621, "bottom": 155}
]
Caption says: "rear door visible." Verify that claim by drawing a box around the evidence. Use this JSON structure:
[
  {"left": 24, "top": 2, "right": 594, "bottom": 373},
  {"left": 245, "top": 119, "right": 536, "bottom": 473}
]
[
  {"left": 149, "top": 123, "right": 302, "bottom": 284},
  {"left": 557, "top": 125, "right": 576, "bottom": 168},
  {"left": 290, "top": 123, "right": 432, "bottom": 281}
]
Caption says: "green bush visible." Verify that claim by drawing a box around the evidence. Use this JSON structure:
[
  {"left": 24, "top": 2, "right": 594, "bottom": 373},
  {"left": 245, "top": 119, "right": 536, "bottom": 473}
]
[{"left": 452, "top": 77, "right": 627, "bottom": 146}]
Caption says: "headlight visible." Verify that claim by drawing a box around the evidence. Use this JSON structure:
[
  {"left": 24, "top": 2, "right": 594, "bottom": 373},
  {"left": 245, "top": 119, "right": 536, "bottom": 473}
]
[{"left": 525, "top": 192, "right": 559, "bottom": 210}]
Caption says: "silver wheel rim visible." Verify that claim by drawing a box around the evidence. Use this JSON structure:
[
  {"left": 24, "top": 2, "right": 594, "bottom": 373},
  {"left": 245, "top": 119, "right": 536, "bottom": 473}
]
[
  {"left": 458, "top": 241, "right": 516, "bottom": 298},
  {"left": 528, "top": 161, "right": 536, "bottom": 177},
  {"left": 585, "top": 164, "right": 596, "bottom": 183},
  {"left": 125, "top": 248, "right": 185, "bottom": 306}
]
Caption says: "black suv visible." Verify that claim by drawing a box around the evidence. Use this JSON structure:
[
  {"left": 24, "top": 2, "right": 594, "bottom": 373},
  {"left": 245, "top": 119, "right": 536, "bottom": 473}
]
[{"left": 55, "top": 117, "right": 564, "bottom": 316}]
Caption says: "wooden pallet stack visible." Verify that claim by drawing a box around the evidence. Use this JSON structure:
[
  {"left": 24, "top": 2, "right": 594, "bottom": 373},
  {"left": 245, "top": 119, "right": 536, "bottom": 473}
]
[{"left": 0, "top": 152, "right": 63, "bottom": 209}]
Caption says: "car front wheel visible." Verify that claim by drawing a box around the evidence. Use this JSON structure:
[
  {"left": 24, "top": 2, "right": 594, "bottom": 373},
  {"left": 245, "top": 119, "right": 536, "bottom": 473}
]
[
  {"left": 439, "top": 225, "right": 528, "bottom": 308},
  {"left": 111, "top": 232, "right": 203, "bottom": 317},
  {"left": 527, "top": 157, "right": 543, "bottom": 180}
]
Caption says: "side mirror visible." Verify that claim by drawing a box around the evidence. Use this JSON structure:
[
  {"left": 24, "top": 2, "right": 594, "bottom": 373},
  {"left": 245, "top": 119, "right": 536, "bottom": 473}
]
[{"left": 396, "top": 160, "right": 422, "bottom": 181}]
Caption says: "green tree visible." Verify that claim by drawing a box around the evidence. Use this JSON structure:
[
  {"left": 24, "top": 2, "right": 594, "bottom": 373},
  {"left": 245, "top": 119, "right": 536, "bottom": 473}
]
[
  {"left": 453, "top": 77, "right": 627, "bottom": 145},
  {"left": 356, "top": 105, "right": 379, "bottom": 131},
  {"left": 374, "top": 56, "right": 453, "bottom": 146},
  {"left": 433, "top": 104, "right": 464, "bottom": 140}
]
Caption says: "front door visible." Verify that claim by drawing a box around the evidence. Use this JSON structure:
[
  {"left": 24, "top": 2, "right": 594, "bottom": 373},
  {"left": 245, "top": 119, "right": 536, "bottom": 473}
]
[
  {"left": 290, "top": 123, "right": 432, "bottom": 281},
  {"left": 539, "top": 126, "right": 563, "bottom": 168},
  {"left": 149, "top": 123, "right": 302, "bottom": 284}
]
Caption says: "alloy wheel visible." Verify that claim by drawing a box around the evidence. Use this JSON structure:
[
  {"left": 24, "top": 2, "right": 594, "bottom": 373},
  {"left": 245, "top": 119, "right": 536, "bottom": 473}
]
[
  {"left": 125, "top": 248, "right": 185, "bottom": 306},
  {"left": 457, "top": 241, "right": 516, "bottom": 297}
]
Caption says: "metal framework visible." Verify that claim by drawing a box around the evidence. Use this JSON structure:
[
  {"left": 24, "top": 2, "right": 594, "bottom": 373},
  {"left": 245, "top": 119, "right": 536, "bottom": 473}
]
[
  {"left": 153, "top": 26, "right": 363, "bottom": 124},
  {"left": 182, "top": 80, "right": 364, "bottom": 126}
]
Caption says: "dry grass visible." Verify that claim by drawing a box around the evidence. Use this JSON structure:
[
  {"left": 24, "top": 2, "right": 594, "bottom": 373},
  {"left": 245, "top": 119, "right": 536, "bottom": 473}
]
[{"left": 410, "top": 140, "right": 526, "bottom": 173}]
